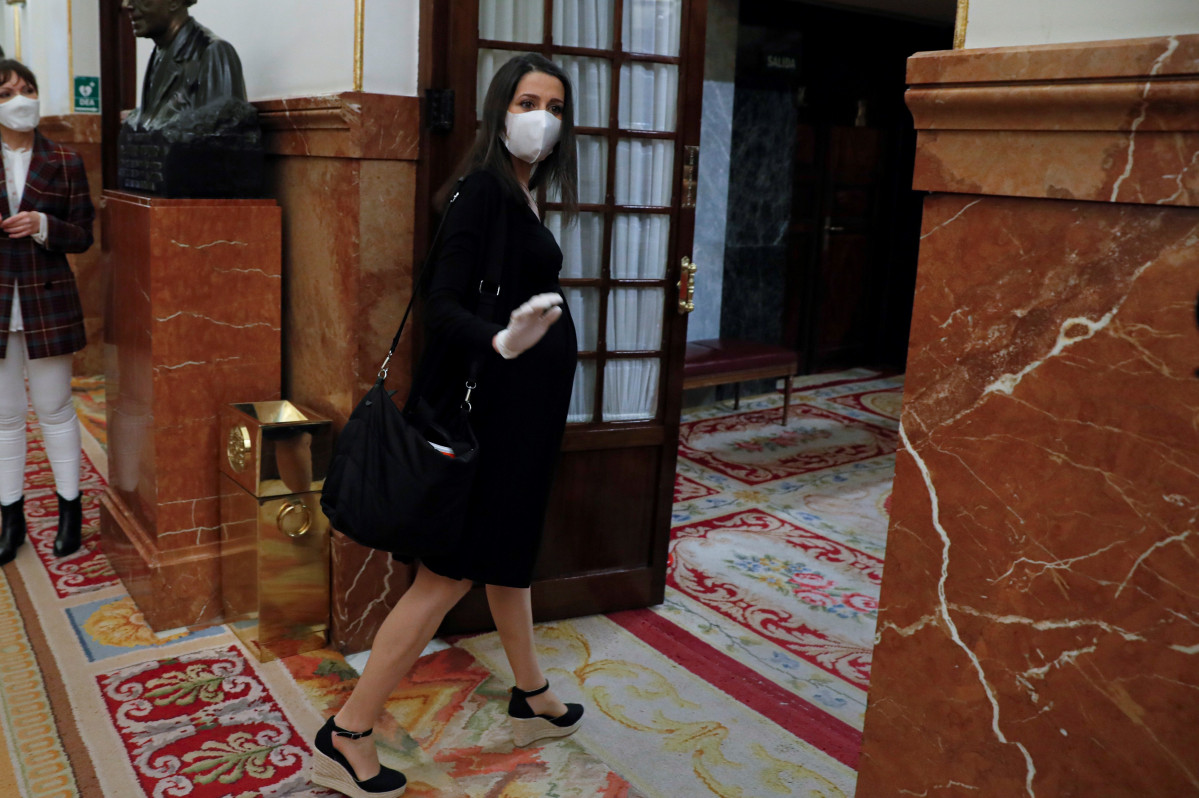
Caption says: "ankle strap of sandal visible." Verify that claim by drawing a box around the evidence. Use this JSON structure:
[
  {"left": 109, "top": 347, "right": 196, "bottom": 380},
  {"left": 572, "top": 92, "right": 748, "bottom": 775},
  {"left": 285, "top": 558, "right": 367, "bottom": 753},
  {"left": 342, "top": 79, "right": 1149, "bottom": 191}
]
[
  {"left": 512, "top": 681, "right": 551, "bottom": 698},
  {"left": 329, "top": 718, "right": 373, "bottom": 740}
]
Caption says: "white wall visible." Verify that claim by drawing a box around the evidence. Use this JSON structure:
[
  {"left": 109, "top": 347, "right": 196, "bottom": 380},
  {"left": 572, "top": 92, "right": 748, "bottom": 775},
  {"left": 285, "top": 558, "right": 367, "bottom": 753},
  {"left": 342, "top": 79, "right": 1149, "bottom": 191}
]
[
  {"left": 72, "top": 0, "right": 101, "bottom": 84},
  {"left": 137, "top": 0, "right": 420, "bottom": 103},
  {"left": 0, "top": 0, "right": 74, "bottom": 116},
  {"left": 364, "top": 0, "right": 419, "bottom": 97},
  {"left": 0, "top": 0, "right": 420, "bottom": 116},
  {"left": 964, "top": 0, "right": 1199, "bottom": 48}
]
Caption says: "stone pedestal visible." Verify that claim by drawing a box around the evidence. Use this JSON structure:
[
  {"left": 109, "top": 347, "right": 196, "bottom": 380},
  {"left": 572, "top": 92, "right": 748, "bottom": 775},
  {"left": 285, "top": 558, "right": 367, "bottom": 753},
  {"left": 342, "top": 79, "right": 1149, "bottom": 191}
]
[
  {"left": 99, "top": 191, "right": 282, "bottom": 632},
  {"left": 856, "top": 35, "right": 1199, "bottom": 797}
]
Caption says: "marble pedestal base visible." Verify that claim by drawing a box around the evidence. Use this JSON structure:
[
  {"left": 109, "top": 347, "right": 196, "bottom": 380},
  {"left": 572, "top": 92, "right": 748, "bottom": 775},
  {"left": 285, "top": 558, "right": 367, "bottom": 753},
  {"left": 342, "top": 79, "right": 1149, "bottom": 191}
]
[{"left": 99, "top": 191, "right": 282, "bottom": 632}]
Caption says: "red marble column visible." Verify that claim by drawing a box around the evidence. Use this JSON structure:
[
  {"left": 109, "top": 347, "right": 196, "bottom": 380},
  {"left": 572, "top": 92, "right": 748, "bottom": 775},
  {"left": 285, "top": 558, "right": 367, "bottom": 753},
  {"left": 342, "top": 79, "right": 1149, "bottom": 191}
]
[
  {"left": 856, "top": 35, "right": 1199, "bottom": 797},
  {"left": 255, "top": 93, "right": 422, "bottom": 652},
  {"left": 99, "top": 192, "right": 282, "bottom": 632}
]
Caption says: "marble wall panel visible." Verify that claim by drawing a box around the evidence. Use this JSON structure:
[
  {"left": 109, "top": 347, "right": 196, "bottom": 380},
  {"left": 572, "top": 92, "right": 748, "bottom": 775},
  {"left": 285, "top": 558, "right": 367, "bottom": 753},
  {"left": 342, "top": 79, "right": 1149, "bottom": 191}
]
[
  {"left": 689, "top": 79, "right": 734, "bottom": 342},
  {"left": 689, "top": 0, "right": 739, "bottom": 342},
  {"left": 719, "top": 86, "right": 795, "bottom": 349},
  {"left": 266, "top": 157, "right": 418, "bottom": 427},
  {"left": 357, "top": 160, "right": 418, "bottom": 404},
  {"left": 267, "top": 156, "right": 362, "bottom": 425},
  {"left": 330, "top": 535, "right": 416, "bottom": 654},
  {"left": 913, "top": 130, "right": 1199, "bottom": 208},
  {"left": 856, "top": 194, "right": 1199, "bottom": 796}
]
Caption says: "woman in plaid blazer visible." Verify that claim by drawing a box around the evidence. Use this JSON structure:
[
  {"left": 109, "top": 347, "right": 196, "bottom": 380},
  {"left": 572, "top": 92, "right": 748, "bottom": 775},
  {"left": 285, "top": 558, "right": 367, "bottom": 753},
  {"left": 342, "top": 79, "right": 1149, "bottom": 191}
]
[{"left": 0, "top": 60, "right": 95, "bottom": 567}]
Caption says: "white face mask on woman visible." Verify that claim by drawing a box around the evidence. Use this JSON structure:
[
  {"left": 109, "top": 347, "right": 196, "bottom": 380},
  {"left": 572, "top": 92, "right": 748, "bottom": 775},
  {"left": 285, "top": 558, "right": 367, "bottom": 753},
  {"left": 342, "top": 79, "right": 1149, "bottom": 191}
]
[
  {"left": 502, "top": 110, "right": 561, "bottom": 164},
  {"left": 0, "top": 95, "right": 40, "bottom": 133}
]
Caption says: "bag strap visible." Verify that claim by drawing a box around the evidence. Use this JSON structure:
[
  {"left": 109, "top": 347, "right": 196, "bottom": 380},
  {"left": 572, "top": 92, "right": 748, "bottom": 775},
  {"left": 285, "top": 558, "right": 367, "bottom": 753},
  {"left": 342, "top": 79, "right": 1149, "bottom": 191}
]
[
  {"left": 462, "top": 187, "right": 508, "bottom": 392},
  {"left": 378, "top": 174, "right": 510, "bottom": 390},
  {"left": 377, "top": 176, "right": 468, "bottom": 381}
]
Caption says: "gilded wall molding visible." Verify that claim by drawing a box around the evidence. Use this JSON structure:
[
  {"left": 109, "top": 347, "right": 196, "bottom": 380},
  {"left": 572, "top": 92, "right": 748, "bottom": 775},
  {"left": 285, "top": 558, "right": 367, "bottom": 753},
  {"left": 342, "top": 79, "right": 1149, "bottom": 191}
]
[
  {"left": 953, "top": 0, "right": 968, "bottom": 49},
  {"left": 354, "top": 0, "right": 365, "bottom": 92}
]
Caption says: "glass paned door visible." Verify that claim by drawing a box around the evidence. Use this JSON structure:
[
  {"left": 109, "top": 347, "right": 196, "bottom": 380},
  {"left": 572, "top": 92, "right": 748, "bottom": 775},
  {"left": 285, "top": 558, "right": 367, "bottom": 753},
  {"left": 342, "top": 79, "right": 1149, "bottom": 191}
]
[
  {"left": 434, "top": 0, "right": 702, "bottom": 633},
  {"left": 476, "top": 0, "right": 687, "bottom": 425}
]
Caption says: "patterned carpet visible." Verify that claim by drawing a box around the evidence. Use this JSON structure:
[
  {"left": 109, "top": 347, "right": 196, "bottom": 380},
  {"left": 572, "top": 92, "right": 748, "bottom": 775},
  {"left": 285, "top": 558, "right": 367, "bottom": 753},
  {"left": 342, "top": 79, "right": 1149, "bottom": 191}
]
[{"left": 0, "top": 368, "right": 901, "bottom": 797}]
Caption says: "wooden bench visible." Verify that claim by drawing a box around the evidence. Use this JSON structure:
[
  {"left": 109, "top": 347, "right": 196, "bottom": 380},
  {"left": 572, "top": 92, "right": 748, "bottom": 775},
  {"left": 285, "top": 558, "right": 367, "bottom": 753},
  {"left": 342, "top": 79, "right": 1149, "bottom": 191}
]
[{"left": 683, "top": 338, "right": 799, "bottom": 423}]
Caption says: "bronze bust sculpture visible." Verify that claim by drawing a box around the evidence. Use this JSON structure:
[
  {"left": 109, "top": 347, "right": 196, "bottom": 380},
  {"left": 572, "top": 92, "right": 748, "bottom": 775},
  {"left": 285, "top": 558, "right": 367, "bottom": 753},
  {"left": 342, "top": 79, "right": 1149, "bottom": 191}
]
[
  {"left": 122, "top": 0, "right": 247, "bottom": 131},
  {"left": 118, "top": 0, "right": 262, "bottom": 197}
]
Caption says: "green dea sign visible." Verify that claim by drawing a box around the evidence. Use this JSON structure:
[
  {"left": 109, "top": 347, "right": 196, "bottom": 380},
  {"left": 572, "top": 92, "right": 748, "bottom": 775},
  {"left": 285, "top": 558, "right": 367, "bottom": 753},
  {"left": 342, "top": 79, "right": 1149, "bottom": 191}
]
[{"left": 74, "top": 77, "right": 100, "bottom": 113}]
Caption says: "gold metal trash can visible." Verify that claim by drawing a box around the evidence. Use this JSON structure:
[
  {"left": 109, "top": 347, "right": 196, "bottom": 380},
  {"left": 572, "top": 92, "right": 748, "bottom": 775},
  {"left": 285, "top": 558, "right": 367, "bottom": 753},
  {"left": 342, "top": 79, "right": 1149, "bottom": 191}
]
[{"left": 219, "top": 400, "right": 333, "bottom": 661}]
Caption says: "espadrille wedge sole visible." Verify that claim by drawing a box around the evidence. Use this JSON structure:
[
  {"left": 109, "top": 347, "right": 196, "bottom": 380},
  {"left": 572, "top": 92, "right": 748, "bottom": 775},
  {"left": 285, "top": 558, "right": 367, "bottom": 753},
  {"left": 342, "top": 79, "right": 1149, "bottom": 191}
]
[
  {"left": 507, "top": 682, "right": 585, "bottom": 748},
  {"left": 509, "top": 713, "right": 584, "bottom": 747},
  {"left": 310, "top": 749, "right": 406, "bottom": 798}
]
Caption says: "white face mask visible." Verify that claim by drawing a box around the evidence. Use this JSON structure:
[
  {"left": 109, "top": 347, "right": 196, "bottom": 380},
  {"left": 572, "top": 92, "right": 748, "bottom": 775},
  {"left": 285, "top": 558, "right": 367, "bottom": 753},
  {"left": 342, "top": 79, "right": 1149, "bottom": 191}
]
[
  {"left": 502, "top": 110, "right": 561, "bottom": 164},
  {"left": 0, "top": 95, "right": 39, "bottom": 133}
]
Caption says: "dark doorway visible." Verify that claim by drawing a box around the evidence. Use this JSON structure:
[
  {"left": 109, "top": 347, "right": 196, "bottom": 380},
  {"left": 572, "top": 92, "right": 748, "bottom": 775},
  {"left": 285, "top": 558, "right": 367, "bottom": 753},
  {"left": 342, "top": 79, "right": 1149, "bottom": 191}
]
[{"left": 721, "top": 2, "right": 952, "bottom": 374}]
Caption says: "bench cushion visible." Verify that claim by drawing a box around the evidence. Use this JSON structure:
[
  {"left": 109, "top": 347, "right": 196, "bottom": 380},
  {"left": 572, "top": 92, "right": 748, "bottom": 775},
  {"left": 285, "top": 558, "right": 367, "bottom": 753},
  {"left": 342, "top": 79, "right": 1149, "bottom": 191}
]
[{"left": 683, "top": 338, "right": 797, "bottom": 379}]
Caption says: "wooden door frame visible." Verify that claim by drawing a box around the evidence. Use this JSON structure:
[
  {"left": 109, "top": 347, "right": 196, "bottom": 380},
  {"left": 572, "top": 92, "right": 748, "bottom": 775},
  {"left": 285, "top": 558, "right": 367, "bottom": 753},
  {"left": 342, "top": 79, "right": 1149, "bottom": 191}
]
[{"left": 420, "top": 0, "right": 708, "bottom": 632}]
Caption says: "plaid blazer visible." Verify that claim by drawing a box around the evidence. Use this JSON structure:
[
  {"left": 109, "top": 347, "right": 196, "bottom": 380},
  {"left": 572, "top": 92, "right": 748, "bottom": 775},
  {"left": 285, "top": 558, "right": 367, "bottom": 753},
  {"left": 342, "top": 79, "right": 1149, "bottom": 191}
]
[{"left": 0, "top": 132, "right": 94, "bottom": 360}]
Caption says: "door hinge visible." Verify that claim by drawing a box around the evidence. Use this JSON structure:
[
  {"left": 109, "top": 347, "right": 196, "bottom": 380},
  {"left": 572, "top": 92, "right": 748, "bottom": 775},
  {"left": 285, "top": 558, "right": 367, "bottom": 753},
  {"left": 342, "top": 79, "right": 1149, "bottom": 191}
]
[
  {"left": 681, "top": 145, "right": 699, "bottom": 209},
  {"left": 426, "top": 89, "right": 455, "bottom": 133}
]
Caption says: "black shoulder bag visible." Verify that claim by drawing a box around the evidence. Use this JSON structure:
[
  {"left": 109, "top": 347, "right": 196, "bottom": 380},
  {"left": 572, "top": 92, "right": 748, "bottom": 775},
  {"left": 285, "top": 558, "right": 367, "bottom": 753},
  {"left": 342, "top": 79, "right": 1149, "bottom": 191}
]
[{"left": 320, "top": 177, "right": 504, "bottom": 557}]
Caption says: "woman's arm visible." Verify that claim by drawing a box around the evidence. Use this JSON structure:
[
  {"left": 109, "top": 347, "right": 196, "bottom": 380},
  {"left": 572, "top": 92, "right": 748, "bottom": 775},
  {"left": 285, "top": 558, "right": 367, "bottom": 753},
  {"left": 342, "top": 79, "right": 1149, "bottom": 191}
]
[
  {"left": 42, "top": 150, "right": 95, "bottom": 254},
  {"left": 424, "top": 172, "right": 508, "bottom": 355}
]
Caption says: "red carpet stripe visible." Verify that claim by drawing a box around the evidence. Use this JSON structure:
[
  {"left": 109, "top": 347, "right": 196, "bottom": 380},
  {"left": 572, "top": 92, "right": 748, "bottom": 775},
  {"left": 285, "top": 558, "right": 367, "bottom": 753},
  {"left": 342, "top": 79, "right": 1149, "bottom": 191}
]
[{"left": 609, "top": 607, "right": 862, "bottom": 770}]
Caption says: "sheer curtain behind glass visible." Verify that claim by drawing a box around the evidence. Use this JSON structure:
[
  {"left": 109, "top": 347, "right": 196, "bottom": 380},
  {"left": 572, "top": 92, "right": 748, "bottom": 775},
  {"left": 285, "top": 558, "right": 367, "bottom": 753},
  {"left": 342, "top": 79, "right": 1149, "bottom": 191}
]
[
  {"left": 623, "top": 0, "right": 682, "bottom": 56},
  {"left": 475, "top": 0, "right": 680, "bottom": 423},
  {"left": 601, "top": 1, "right": 680, "bottom": 421},
  {"left": 553, "top": 0, "right": 614, "bottom": 49},
  {"left": 479, "top": 0, "right": 543, "bottom": 43}
]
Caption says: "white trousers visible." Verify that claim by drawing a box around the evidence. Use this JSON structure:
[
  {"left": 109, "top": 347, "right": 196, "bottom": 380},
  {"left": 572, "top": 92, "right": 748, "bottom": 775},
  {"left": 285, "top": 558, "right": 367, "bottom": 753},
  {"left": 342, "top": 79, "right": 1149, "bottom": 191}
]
[{"left": 0, "top": 333, "right": 80, "bottom": 505}]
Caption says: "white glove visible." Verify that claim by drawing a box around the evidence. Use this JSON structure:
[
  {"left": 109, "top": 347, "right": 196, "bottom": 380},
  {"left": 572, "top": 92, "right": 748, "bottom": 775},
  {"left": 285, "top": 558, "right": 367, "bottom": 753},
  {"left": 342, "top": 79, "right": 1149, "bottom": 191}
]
[{"left": 493, "top": 292, "right": 564, "bottom": 359}]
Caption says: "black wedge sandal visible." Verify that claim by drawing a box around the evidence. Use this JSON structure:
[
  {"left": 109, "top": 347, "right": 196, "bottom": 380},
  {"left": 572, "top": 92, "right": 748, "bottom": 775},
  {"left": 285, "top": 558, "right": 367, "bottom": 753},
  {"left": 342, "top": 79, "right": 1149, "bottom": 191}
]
[
  {"left": 508, "top": 681, "right": 585, "bottom": 747},
  {"left": 310, "top": 715, "right": 407, "bottom": 798}
]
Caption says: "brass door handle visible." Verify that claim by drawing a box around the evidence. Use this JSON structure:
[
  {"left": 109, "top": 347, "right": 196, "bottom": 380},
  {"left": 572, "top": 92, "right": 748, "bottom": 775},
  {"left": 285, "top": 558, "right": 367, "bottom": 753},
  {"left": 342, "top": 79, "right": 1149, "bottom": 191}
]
[{"left": 678, "top": 256, "right": 697, "bottom": 314}]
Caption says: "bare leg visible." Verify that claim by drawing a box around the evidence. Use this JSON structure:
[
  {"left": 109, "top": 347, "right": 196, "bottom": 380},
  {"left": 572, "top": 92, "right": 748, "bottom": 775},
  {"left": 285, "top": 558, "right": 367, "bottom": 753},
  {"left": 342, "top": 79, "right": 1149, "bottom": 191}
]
[
  {"left": 485, "top": 584, "right": 568, "bottom": 718},
  {"left": 332, "top": 564, "right": 472, "bottom": 779}
]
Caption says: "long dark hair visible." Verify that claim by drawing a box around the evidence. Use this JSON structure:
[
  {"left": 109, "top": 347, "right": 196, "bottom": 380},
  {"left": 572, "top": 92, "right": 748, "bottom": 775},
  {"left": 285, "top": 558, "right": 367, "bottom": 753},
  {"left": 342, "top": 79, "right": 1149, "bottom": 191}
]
[{"left": 444, "top": 53, "right": 578, "bottom": 226}]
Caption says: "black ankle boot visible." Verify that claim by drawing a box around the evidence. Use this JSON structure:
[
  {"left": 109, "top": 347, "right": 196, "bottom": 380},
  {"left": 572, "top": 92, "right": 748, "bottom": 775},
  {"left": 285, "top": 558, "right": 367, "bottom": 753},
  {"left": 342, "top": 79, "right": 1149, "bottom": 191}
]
[
  {"left": 53, "top": 494, "right": 82, "bottom": 557},
  {"left": 0, "top": 497, "right": 26, "bottom": 565}
]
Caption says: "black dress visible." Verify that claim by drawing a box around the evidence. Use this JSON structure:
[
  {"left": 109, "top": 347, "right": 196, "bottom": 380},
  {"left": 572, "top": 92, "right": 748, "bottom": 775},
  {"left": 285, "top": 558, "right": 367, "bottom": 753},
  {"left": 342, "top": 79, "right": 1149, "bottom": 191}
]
[{"left": 415, "top": 169, "right": 577, "bottom": 588}]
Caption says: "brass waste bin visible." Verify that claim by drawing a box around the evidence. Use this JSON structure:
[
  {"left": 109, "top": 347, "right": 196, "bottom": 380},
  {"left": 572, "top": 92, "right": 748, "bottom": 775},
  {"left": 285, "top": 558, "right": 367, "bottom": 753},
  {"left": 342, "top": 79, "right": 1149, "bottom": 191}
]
[{"left": 219, "top": 401, "right": 333, "bottom": 661}]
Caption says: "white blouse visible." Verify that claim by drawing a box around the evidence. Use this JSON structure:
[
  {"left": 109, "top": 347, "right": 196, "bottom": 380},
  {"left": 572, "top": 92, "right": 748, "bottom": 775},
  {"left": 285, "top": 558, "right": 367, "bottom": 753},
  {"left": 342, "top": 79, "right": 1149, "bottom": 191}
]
[{"left": 4, "top": 142, "right": 50, "bottom": 333}]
